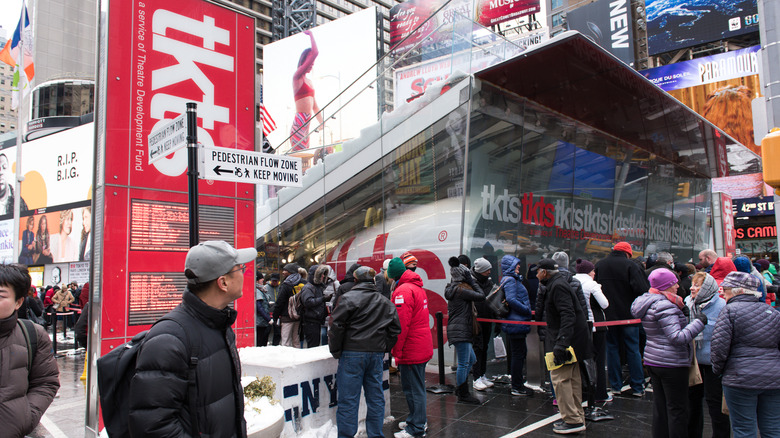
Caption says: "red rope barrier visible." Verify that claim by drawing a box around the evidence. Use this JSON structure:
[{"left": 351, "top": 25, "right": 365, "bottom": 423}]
[{"left": 476, "top": 317, "right": 641, "bottom": 327}]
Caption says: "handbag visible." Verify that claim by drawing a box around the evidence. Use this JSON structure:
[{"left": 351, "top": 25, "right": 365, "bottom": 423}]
[
  {"left": 486, "top": 282, "right": 509, "bottom": 318},
  {"left": 688, "top": 342, "right": 702, "bottom": 386},
  {"left": 471, "top": 302, "right": 480, "bottom": 336}
]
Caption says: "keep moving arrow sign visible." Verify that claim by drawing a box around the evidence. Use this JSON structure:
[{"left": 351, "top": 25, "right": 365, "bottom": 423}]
[
  {"left": 147, "top": 114, "right": 188, "bottom": 164},
  {"left": 200, "top": 146, "right": 303, "bottom": 187}
]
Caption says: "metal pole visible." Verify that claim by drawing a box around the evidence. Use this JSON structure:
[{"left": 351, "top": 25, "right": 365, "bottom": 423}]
[
  {"left": 12, "top": 2, "right": 26, "bottom": 263},
  {"left": 186, "top": 102, "right": 199, "bottom": 247},
  {"left": 426, "top": 311, "right": 454, "bottom": 394}
]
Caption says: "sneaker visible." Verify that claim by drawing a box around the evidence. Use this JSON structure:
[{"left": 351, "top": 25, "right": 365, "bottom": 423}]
[
  {"left": 479, "top": 376, "right": 494, "bottom": 388},
  {"left": 610, "top": 389, "right": 622, "bottom": 396},
  {"left": 553, "top": 420, "right": 566, "bottom": 428},
  {"left": 585, "top": 407, "right": 615, "bottom": 422},
  {"left": 632, "top": 390, "right": 645, "bottom": 397},
  {"left": 596, "top": 393, "right": 613, "bottom": 403},
  {"left": 473, "top": 378, "right": 488, "bottom": 391},
  {"left": 553, "top": 422, "right": 586, "bottom": 434},
  {"left": 398, "top": 422, "right": 428, "bottom": 432},
  {"left": 394, "top": 431, "right": 419, "bottom": 438},
  {"left": 511, "top": 386, "right": 534, "bottom": 397}
]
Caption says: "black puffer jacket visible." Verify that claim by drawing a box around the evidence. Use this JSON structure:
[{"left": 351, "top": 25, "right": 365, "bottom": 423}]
[
  {"left": 472, "top": 268, "right": 495, "bottom": 318},
  {"left": 711, "top": 293, "right": 780, "bottom": 389},
  {"left": 129, "top": 290, "right": 246, "bottom": 438},
  {"left": 328, "top": 281, "right": 401, "bottom": 359},
  {"left": 300, "top": 265, "right": 331, "bottom": 324},
  {"left": 541, "top": 271, "right": 592, "bottom": 361},
  {"left": 445, "top": 264, "right": 485, "bottom": 345},
  {"left": 594, "top": 250, "right": 649, "bottom": 320},
  {"left": 273, "top": 272, "right": 305, "bottom": 322}
]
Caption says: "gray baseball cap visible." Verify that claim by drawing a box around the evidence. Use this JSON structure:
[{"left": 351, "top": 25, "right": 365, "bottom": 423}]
[{"left": 185, "top": 240, "right": 256, "bottom": 284}]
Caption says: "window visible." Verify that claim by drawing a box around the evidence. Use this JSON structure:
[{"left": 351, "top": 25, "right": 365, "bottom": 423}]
[
  {"left": 0, "top": 97, "right": 4, "bottom": 102},
  {"left": 552, "top": 12, "right": 565, "bottom": 27},
  {"left": 551, "top": 0, "right": 563, "bottom": 9}
]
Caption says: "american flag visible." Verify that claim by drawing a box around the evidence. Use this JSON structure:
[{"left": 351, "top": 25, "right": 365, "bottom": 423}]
[{"left": 259, "top": 85, "right": 277, "bottom": 137}]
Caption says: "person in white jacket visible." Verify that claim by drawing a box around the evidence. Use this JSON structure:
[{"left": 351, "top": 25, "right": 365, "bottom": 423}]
[{"left": 574, "top": 259, "right": 611, "bottom": 404}]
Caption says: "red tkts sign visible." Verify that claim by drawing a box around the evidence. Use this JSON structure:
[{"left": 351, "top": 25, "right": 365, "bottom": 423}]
[{"left": 101, "top": 0, "right": 256, "bottom": 351}]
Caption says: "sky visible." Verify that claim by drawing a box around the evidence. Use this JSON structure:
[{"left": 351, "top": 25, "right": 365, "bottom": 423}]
[{"left": 0, "top": 0, "right": 24, "bottom": 42}]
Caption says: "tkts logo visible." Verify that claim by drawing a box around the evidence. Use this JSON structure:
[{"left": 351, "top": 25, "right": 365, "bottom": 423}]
[{"left": 480, "top": 185, "right": 554, "bottom": 226}]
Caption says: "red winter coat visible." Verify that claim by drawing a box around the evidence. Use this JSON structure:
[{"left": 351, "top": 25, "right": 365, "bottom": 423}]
[{"left": 391, "top": 270, "right": 433, "bottom": 365}]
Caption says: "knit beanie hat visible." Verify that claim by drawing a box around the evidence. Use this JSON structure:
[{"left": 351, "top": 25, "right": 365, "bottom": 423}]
[
  {"left": 283, "top": 263, "right": 300, "bottom": 274},
  {"left": 382, "top": 258, "right": 391, "bottom": 271},
  {"left": 353, "top": 266, "right": 377, "bottom": 282},
  {"left": 613, "top": 241, "right": 633, "bottom": 257},
  {"left": 552, "top": 251, "right": 569, "bottom": 270},
  {"left": 387, "top": 257, "right": 406, "bottom": 280},
  {"left": 648, "top": 268, "right": 678, "bottom": 291},
  {"left": 757, "top": 259, "right": 770, "bottom": 272},
  {"left": 473, "top": 257, "right": 491, "bottom": 273},
  {"left": 733, "top": 256, "right": 752, "bottom": 274},
  {"left": 575, "top": 259, "right": 595, "bottom": 274},
  {"left": 457, "top": 254, "right": 471, "bottom": 268},
  {"left": 401, "top": 252, "right": 418, "bottom": 267}
]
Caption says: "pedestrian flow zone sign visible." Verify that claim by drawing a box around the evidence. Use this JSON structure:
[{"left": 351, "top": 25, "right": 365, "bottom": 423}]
[
  {"left": 147, "top": 114, "right": 188, "bottom": 165},
  {"left": 200, "top": 146, "right": 303, "bottom": 187}
]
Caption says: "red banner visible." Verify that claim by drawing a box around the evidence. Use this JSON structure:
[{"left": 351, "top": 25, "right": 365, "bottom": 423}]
[{"left": 102, "top": 0, "right": 256, "bottom": 350}]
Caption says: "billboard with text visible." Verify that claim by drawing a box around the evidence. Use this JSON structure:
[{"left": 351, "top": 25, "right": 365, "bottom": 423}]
[
  {"left": 567, "top": 0, "right": 635, "bottom": 66},
  {"left": 647, "top": 0, "right": 758, "bottom": 55}
]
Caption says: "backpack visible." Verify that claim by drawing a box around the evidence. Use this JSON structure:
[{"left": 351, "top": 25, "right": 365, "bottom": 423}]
[
  {"left": 97, "top": 312, "right": 200, "bottom": 438},
  {"left": 17, "top": 319, "right": 38, "bottom": 373},
  {"left": 288, "top": 286, "right": 303, "bottom": 321}
]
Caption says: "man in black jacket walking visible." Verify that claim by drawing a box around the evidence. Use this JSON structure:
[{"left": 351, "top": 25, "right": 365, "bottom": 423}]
[
  {"left": 593, "top": 241, "right": 649, "bottom": 397},
  {"left": 129, "top": 240, "right": 255, "bottom": 438},
  {"left": 537, "top": 258, "right": 591, "bottom": 434},
  {"left": 329, "top": 266, "right": 401, "bottom": 438}
]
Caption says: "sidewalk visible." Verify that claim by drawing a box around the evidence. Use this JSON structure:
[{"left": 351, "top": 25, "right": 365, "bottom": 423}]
[{"left": 32, "top": 347, "right": 701, "bottom": 438}]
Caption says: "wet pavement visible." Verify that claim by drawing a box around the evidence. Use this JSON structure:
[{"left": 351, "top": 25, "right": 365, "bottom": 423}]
[{"left": 32, "top": 343, "right": 715, "bottom": 438}]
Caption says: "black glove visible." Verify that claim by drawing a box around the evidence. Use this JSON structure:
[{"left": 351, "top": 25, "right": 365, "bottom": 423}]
[
  {"left": 681, "top": 306, "right": 690, "bottom": 318},
  {"left": 695, "top": 313, "right": 707, "bottom": 325},
  {"left": 553, "top": 344, "right": 571, "bottom": 366}
]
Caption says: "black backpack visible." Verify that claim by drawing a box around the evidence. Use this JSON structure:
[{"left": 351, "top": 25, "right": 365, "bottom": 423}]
[{"left": 97, "top": 313, "right": 200, "bottom": 438}]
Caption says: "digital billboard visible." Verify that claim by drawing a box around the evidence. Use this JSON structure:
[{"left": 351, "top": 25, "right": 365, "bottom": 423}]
[
  {"left": 263, "top": 8, "right": 380, "bottom": 154},
  {"left": 641, "top": 45, "right": 767, "bottom": 198},
  {"left": 647, "top": 0, "right": 759, "bottom": 55},
  {"left": 567, "top": 0, "right": 635, "bottom": 66}
]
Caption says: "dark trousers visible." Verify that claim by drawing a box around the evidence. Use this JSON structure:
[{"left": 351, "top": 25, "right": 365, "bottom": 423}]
[
  {"left": 508, "top": 333, "right": 527, "bottom": 391},
  {"left": 688, "top": 364, "right": 730, "bottom": 438},
  {"left": 648, "top": 365, "right": 690, "bottom": 438},
  {"left": 593, "top": 330, "right": 608, "bottom": 400},
  {"left": 472, "top": 321, "right": 492, "bottom": 379},
  {"left": 272, "top": 323, "right": 282, "bottom": 345},
  {"left": 302, "top": 321, "right": 322, "bottom": 347},
  {"left": 399, "top": 363, "right": 427, "bottom": 436},
  {"left": 256, "top": 325, "right": 271, "bottom": 346}
]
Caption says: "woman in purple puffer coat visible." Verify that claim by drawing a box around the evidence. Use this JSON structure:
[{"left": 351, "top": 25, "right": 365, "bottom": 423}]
[{"left": 631, "top": 269, "right": 706, "bottom": 438}]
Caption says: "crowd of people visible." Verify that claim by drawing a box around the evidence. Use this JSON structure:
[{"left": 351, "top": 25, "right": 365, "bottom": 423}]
[{"left": 254, "top": 243, "right": 780, "bottom": 437}]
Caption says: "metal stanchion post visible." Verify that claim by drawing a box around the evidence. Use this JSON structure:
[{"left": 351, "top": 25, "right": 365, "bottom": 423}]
[{"left": 426, "top": 312, "right": 454, "bottom": 394}]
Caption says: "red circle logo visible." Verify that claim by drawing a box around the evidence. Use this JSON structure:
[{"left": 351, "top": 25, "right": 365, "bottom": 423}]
[{"left": 438, "top": 230, "right": 447, "bottom": 242}]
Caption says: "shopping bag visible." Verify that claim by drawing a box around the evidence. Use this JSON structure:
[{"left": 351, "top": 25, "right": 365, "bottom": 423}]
[{"left": 493, "top": 336, "right": 507, "bottom": 359}]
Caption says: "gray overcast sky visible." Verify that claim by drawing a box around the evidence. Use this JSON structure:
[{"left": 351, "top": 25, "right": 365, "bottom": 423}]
[{"left": 0, "top": 0, "right": 25, "bottom": 43}]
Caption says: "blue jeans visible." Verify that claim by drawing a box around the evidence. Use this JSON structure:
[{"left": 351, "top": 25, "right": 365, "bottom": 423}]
[
  {"left": 454, "top": 342, "right": 476, "bottom": 386},
  {"left": 723, "top": 385, "right": 780, "bottom": 438},
  {"left": 508, "top": 334, "right": 527, "bottom": 391},
  {"left": 399, "top": 363, "right": 427, "bottom": 436},
  {"left": 337, "top": 351, "right": 385, "bottom": 438},
  {"left": 606, "top": 325, "right": 644, "bottom": 393}
]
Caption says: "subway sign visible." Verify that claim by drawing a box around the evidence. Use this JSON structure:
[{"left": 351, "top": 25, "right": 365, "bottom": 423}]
[{"left": 735, "top": 225, "right": 777, "bottom": 239}]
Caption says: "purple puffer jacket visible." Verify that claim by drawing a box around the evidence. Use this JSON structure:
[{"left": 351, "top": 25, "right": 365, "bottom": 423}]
[
  {"left": 711, "top": 294, "right": 780, "bottom": 389},
  {"left": 631, "top": 293, "right": 705, "bottom": 367}
]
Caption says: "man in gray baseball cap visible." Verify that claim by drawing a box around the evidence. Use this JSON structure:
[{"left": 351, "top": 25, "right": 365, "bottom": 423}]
[{"left": 129, "top": 240, "right": 255, "bottom": 438}]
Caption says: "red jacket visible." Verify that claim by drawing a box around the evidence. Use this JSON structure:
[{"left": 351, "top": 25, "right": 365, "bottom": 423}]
[
  {"left": 391, "top": 270, "right": 433, "bottom": 365},
  {"left": 710, "top": 257, "right": 736, "bottom": 285}
]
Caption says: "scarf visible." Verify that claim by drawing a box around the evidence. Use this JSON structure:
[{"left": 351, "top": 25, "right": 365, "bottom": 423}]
[
  {"left": 691, "top": 273, "right": 718, "bottom": 319},
  {"left": 649, "top": 287, "right": 684, "bottom": 309}
]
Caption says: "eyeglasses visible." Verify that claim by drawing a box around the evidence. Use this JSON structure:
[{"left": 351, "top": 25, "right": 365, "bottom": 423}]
[{"left": 226, "top": 264, "right": 247, "bottom": 276}]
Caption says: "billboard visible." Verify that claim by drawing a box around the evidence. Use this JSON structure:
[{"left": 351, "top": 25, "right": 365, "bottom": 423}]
[
  {"left": 647, "top": 0, "right": 759, "bottom": 56},
  {"left": 263, "top": 8, "right": 380, "bottom": 154},
  {"left": 567, "top": 0, "right": 635, "bottom": 66},
  {"left": 393, "top": 28, "right": 547, "bottom": 107},
  {"left": 17, "top": 206, "right": 92, "bottom": 265},
  {"left": 389, "top": 0, "right": 540, "bottom": 54},
  {"left": 641, "top": 45, "right": 768, "bottom": 198}
]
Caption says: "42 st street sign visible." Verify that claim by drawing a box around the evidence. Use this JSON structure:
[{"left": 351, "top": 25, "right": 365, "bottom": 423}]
[{"left": 200, "top": 146, "right": 302, "bottom": 187}]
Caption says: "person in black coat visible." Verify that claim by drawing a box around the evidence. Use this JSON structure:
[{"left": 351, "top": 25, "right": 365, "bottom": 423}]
[
  {"left": 471, "top": 257, "right": 495, "bottom": 389},
  {"left": 129, "top": 240, "right": 254, "bottom": 438},
  {"left": 273, "top": 263, "right": 306, "bottom": 348},
  {"left": 593, "top": 242, "right": 649, "bottom": 397},
  {"left": 445, "top": 257, "right": 485, "bottom": 404},
  {"left": 537, "top": 258, "right": 591, "bottom": 434},
  {"left": 299, "top": 265, "right": 334, "bottom": 347}
]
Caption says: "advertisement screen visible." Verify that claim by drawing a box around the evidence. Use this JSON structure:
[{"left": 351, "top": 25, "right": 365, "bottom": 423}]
[
  {"left": 647, "top": 0, "right": 758, "bottom": 56},
  {"left": 100, "top": 0, "right": 257, "bottom": 351},
  {"left": 18, "top": 206, "right": 92, "bottom": 265},
  {"left": 641, "top": 46, "right": 768, "bottom": 198},
  {"left": 263, "top": 8, "right": 379, "bottom": 153},
  {"left": 566, "top": 0, "right": 634, "bottom": 66}
]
